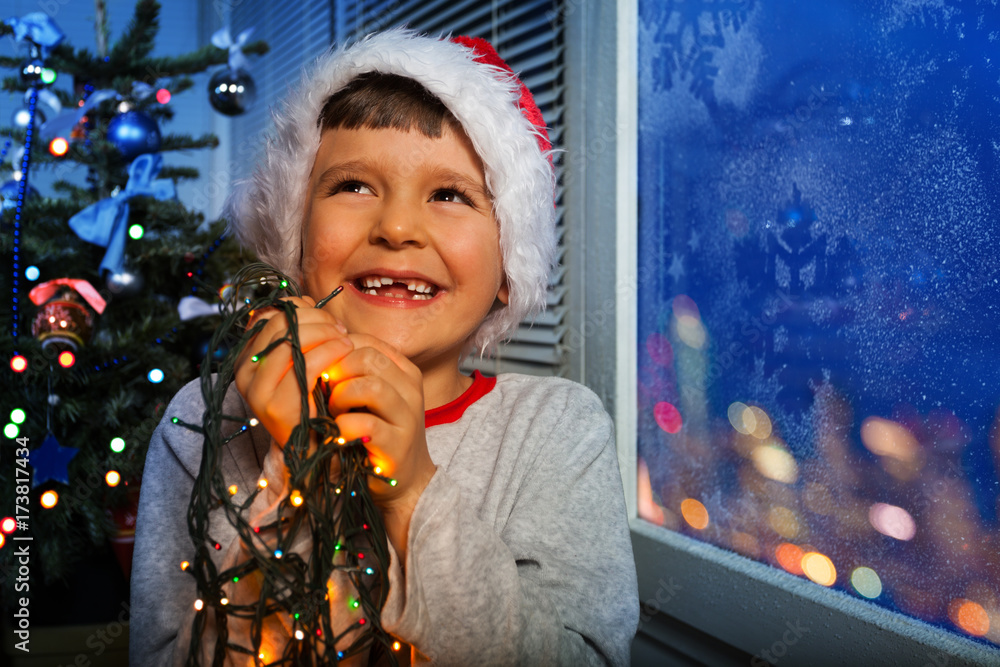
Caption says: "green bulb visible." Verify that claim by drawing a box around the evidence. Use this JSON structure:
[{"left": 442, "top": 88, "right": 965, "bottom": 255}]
[
  {"left": 40, "top": 68, "right": 57, "bottom": 84},
  {"left": 128, "top": 224, "right": 144, "bottom": 240},
  {"left": 294, "top": 613, "right": 300, "bottom": 619},
  {"left": 110, "top": 437, "right": 126, "bottom": 453},
  {"left": 10, "top": 409, "right": 26, "bottom": 424},
  {"left": 3, "top": 423, "right": 19, "bottom": 439},
  {"left": 233, "top": 576, "right": 239, "bottom": 583},
  {"left": 351, "top": 600, "right": 359, "bottom": 609}
]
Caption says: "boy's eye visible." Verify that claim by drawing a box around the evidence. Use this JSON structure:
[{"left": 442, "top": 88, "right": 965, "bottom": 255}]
[
  {"left": 431, "top": 189, "right": 469, "bottom": 205},
  {"left": 330, "top": 181, "right": 373, "bottom": 196}
]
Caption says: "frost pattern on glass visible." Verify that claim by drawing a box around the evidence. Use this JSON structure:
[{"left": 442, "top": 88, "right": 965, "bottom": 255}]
[{"left": 637, "top": 0, "right": 1000, "bottom": 647}]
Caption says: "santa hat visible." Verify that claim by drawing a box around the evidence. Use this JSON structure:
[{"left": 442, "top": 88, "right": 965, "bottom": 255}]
[{"left": 224, "top": 29, "right": 556, "bottom": 354}]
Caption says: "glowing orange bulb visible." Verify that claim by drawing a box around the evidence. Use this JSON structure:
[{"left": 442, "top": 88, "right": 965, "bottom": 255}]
[
  {"left": 0, "top": 533, "right": 5, "bottom": 548},
  {"left": 290, "top": 490, "right": 303, "bottom": 507},
  {"left": 10, "top": 355, "right": 27, "bottom": 373},
  {"left": 228, "top": 484, "right": 238, "bottom": 495},
  {"left": 58, "top": 351, "right": 75, "bottom": 368},
  {"left": 40, "top": 490, "right": 59, "bottom": 508},
  {"left": 392, "top": 642, "right": 401, "bottom": 651},
  {"left": 258, "top": 478, "right": 268, "bottom": 489},
  {"left": 220, "top": 597, "right": 229, "bottom": 605},
  {"left": 105, "top": 470, "right": 121, "bottom": 487},
  {"left": 194, "top": 599, "right": 204, "bottom": 611},
  {"left": 49, "top": 137, "right": 69, "bottom": 157},
  {"left": 0, "top": 518, "right": 15, "bottom": 533},
  {"left": 180, "top": 561, "right": 190, "bottom": 571}
]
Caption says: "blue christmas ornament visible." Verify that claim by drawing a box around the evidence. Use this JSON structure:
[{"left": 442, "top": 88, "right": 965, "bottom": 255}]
[
  {"left": 28, "top": 433, "right": 78, "bottom": 487},
  {"left": 107, "top": 111, "right": 161, "bottom": 161}
]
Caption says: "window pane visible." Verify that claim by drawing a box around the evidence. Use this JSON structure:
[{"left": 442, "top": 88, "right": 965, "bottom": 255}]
[{"left": 636, "top": 0, "right": 999, "bottom": 648}]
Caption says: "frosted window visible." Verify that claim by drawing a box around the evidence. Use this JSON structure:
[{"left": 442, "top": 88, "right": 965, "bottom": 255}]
[{"left": 636, "top": 0, "right": 999, "bottom": 647}]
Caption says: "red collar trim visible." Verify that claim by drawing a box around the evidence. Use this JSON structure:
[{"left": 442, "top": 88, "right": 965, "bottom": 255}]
[{"left": 425, "top": 370, "right": 496, "bottom": 427}]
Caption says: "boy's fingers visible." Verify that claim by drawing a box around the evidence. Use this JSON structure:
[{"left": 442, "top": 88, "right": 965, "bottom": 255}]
[{"left": 328, "top": 374, "right": 410, "bottom": 426}]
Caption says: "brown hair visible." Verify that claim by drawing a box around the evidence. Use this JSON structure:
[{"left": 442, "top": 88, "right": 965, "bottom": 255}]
[{"left": 317, "top": 72, "right": 461, "bottom": 137}]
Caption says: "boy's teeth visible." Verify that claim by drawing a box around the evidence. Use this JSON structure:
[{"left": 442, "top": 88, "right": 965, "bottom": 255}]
[{"left": 358, "top": 275, "right": 437, "bottom": 298}]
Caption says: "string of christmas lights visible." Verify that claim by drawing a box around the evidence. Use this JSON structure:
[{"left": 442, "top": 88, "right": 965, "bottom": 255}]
[
  {"left": 177, "top": 263, "right": 399, "bottom": 665},
  {"left": 11, "top": 86, "right": 40, "bottom": 346}
]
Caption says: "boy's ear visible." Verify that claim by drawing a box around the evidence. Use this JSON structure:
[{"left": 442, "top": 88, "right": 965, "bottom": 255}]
[{"left": 496, "top": 277, "right": 509, "bottom": 305}]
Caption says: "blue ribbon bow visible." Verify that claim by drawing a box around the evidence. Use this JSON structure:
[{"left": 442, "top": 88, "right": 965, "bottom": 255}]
[
  {"left": 68, "top": 154, "right": 175, "bottom": 275},
  {"left": 211, "top": 26, "right": 254, "bottom": 71},
  {"left": 4, "top": 13, "right": 65, "bottom": 57}
]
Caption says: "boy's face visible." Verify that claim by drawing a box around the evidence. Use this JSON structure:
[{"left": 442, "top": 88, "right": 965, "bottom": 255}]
[{"left": 301, "top": 124, "right": 508, "bottom": 371}]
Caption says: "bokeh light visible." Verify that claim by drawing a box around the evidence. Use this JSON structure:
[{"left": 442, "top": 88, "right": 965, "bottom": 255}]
[
  {"left": 58, "top": 351, "right": 75, "bottom": 368},
  {"left": 745, "top": 406, "right": 772, "bottom": 439},
  {"left": 672, "top": 295, "right": 706, "bottom": 349},
  {"left": 949, "top": 599, "right": 990, "bottom": 636},
  {"left": 24, "top": 266, "right": 39, "bottom": 281},
  {"left": 646, "top": 332, "right": 674, "bottom": 366},
  {"left": 105, "top": 470, "right": 121, "bottom": 487},
  {"left": 851, "top": 567, "right": 883, "bottom": 599},
  {"left": 768, "top": 506, "right": 800, "bottom": 539},
  {"left": 147, "top": 368, "right": 164, "bottom": 383},
  {"left": 774, "top": 543, "right": 804, "bottom": 575},
  {"left": 801, "top": 552, "right": 837, "bottom": 587},
  {"left": 728, "top": 402, "right": 750, "bottom": 434},
  {"left": 654, "top": 401, "right": 683, "bottom": 433},
  {"left": 156, "top": 88, "right": 171, "bottom": 104},
  {"left": 10, "top": 355, "right": 28, "bottom": 373},
  {"left": 860, "top": 416, "right": 920, "bottom": 462},
  {"left": 109, "top": 437, "right": 126, "bottom": 453},
  {"left": 751, "top": 443, "right": 798, "bottom": 484},
  {"left": 10, "top": 409, "right": 25, "bottom": 424},
  {"left": 869, "top": 502, "right": 917, "bottom": 541},
  {"left": 40, "top": 490, "right": 59, "bottom": 508},
  {"left": 4, "top": 423, "right": 19, "bottom": 439},
  {"left": 128, "top": 224, "right": 144, "bottom": 240},
  {"left": 1, "top": 518, "right": 15, "bottom": 533},
  {"left": 680, "top": 498, "right": 709, "bottom": 530}
]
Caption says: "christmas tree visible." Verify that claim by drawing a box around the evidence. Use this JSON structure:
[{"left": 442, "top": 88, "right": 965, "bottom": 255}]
[{"left": 0, "top": 0, "right": 267, "bottom": 609}]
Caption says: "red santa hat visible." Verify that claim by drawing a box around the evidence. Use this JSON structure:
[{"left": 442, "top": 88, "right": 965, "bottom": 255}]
[{"left": 225, "top": 29, "right": 556, "bottom": 354}]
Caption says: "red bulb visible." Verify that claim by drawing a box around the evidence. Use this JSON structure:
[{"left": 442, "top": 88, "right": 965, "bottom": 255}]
[
  {"left": 0, "top": 518, "right": 15, "bottom": 533},
  {"left": 214, "top": 542, "right": 221, "bottom": 550},
  {"left": 10, "top": 355, "right": 27, "bottom": 373},
  {"left": 357, "top": 553, "right": 364, "bottom": 559},
  {"left": 358, "top": 618, "right": 366, "bottom": 625},
  {"left": 49, "top": 137, "right": 69, "bottom": 157},
  {"left": 156, "top": 88, "right": 171, "bottom": 104},
  {"left": 58, "top": 351, "right": 75, "bottom": 368}
]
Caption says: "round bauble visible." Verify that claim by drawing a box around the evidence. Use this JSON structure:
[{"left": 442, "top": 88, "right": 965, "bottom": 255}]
[
  {"left": 107, "top": 111, "right": 162, "bottom": 161},
  {"left": 105, "top": 267, "right": 145, "bottom": 298},
  {"left": 208, "top": 67, "right": 257, "bottom": 116},
  {"left": 20, "top": 58, "right": 44, "bottom": 85}
]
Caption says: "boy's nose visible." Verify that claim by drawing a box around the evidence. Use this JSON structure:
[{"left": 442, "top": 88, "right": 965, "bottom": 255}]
[{"left": 369, "top": 199, "right": 428, "bottom": 248}]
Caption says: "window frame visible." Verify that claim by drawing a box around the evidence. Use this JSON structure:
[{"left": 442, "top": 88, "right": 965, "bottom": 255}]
[{"left": 563, "top": 0, "right": 1000, "bottom": 664}]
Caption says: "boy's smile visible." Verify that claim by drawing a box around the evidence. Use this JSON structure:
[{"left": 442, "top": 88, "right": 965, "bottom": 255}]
[{"left": 301, "top": 124, "right": 507, "bottom": 395}]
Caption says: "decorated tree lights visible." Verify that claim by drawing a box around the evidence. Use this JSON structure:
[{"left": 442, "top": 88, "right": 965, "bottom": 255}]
[{"left": 0, "top": 1, "right": 267, "bottom": 607}]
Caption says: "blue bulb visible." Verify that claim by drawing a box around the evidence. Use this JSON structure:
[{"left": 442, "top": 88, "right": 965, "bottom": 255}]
[
  {"left": 25, "top": 266, "right": 39, "bottom": 281},
  {"left": 147, "top": 368, "right": 164, "bottom": 383}
]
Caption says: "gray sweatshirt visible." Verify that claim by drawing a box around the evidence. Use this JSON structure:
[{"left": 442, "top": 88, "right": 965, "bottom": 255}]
[{"left": 130, "top": 372, "right": 638, "bottom": 666}]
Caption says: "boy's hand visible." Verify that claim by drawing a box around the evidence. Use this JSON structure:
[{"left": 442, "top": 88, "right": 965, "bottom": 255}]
[
  {"left": 323, "top": 334, "right": 437, "bottom": 511},
  {"left": 234, "top": 296, "right": 354, "bottom": 448}
]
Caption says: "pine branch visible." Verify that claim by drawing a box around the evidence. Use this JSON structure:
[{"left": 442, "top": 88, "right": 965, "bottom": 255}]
[
  {"left": 159, "top": 166, "right": 201, "bottom": 181},
  {"left": 140, "top": 40, "right": 270, "bottom": 77},
  {"left": 108, "top": 0, "right": 161, "bottom": 66},
  {"left": 160, "top": 133, "right": 221, "bottom": 151}
]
